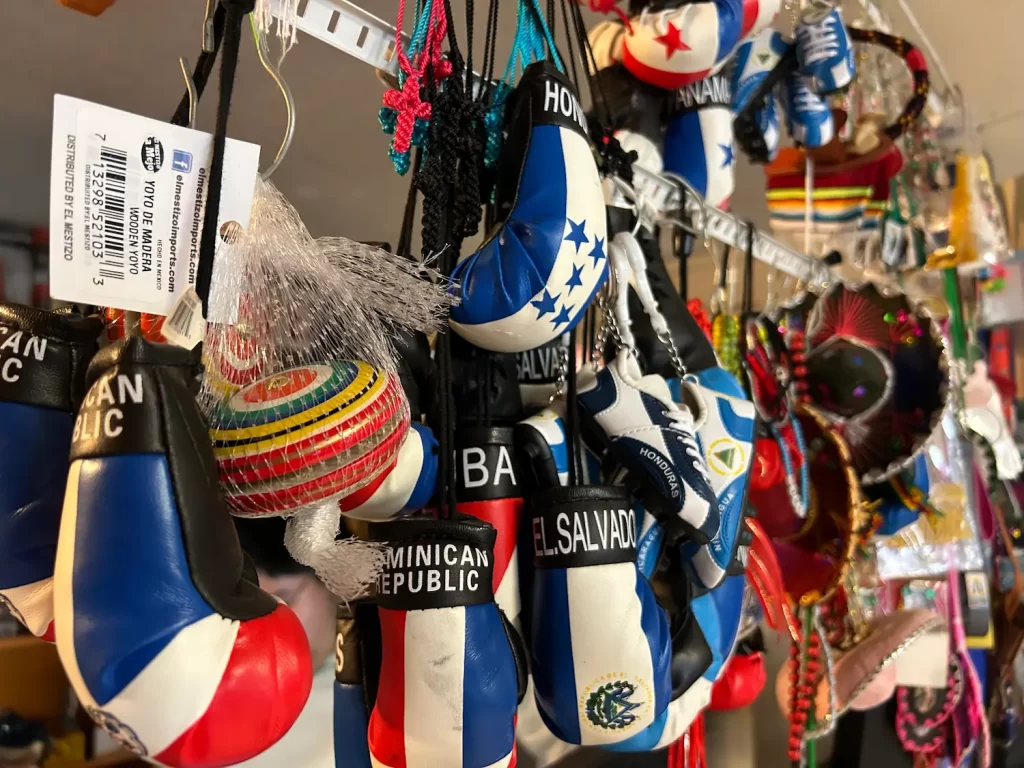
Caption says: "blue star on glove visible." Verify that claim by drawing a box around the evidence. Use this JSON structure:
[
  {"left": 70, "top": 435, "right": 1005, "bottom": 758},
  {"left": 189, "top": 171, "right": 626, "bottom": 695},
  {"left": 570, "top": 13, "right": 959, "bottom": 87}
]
[
  {"left": 564, "top": 218, "right": 589, "bottom": 253},
  {"left": 565, "top": 263, "right": 584, "bottom": 295},
  {"left": 531, "top": 289, "right": 558, "bottom": 319},
  {"left": 720, "top": 142, "right": 735, "bottom": 168},
  {"left": 551, "top": 304, "right": 574, "bottom": 327},
  {"left": 588, "top": 236, "right": 606, "bottom": 267}
]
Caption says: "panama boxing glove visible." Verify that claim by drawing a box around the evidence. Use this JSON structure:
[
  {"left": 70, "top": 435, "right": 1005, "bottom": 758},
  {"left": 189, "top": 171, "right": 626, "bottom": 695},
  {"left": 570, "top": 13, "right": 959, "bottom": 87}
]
[
  {"left": 55, "top": 337, "right": 312, "bottom": 768},
  {"left": 450, "top": 61, "right": 607, "bottom": 352},
  {"left": 366, "top": 515, "right": 526, "bottom": 768},
  {"left": 530, "top": 486, "right": 691, "bottom": 745},
  {"left": 663, "top": 71, "right": 736, "bottom": 210},
  {"left": 0, "top": 304, "right": 101, "bottom": 640}
]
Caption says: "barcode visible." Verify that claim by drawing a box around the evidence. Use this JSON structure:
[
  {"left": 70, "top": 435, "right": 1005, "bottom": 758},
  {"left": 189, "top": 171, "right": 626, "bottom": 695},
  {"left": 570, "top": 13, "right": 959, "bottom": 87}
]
[
  {"left": 99, "top": 146, "right": 128, "bottom": 281},
  {"left": 168, "top": 299, "right": 194, "bottom": 337}
]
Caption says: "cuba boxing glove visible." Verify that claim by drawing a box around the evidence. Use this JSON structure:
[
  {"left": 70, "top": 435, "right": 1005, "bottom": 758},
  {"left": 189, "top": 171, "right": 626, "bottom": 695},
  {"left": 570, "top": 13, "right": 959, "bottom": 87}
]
[
  {"left": 530, "top": 486, "right": 686, "bottom": 745},
  {"left": 450, "top": 61, "right": 607, "bottom": 353},
  {"left": 663, "top": 71, "right": 735, "bottom": 210},
  {"left": 366, "top": 515, "right": 526, "bottom": 767},
  {"left": 55, "top": 338, "right": 312, "bottom": 768},
  {"left": 0, "top": 304, "right": 101, "bottom": 640}
]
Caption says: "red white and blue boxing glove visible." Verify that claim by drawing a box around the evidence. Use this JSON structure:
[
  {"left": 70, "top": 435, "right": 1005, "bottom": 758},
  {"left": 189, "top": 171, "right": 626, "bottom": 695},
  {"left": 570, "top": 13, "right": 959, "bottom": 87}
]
[
  {"left": 529, "top": 486, "right": 681, "bottom": 745},
  {"left": 663, "top": 71, "right": 735, "bottom": 210},
  {"left": 450, "top": 61, "right": 607, "bottom": 353},
  {"left": 366, "top": 515, "right": 526, "bottom": 767},
  {"left": 55, "top": 338, "right": 313, "bottom": 768},
  {"left": 0, "top": 304, "right": 101, "bottom": 641}
]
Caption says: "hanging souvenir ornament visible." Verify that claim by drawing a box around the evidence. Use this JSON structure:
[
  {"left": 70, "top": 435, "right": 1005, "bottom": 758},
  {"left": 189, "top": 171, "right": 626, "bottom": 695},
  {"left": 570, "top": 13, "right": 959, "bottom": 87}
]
[{"left": 804, "top": 282, "right": 948, "bottom": 484}]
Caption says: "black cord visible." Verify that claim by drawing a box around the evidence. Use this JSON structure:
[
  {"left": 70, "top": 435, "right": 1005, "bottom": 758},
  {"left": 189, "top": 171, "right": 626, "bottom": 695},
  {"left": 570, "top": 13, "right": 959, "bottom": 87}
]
[
  {"left": 743, "top": 221, "right": 755, "bottom": 316},
  {"left": 170, "top": 3, "right": 227, "bottom": 127},
  {"left": 195, "top": 0, "right": 254, "bottom": 315},
  {"left": 566, "top": 329, "right": 582, "bottom": 486}
]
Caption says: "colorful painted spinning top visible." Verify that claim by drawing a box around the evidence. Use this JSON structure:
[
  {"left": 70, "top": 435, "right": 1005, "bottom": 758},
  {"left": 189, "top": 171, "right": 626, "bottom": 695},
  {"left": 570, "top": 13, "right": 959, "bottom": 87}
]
[{"left": 209, "top": 361, "right": 410, "bottom": 516}]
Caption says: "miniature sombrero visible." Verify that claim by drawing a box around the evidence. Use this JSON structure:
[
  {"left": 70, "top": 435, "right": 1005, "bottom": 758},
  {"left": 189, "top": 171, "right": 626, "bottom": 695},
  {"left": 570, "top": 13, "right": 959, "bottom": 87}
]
[
  {"left": 804, "top": 282, "right": 948, "bottom": 484},
  {"left": 209, "top": 360, "right": 410, "bottom": 516}
]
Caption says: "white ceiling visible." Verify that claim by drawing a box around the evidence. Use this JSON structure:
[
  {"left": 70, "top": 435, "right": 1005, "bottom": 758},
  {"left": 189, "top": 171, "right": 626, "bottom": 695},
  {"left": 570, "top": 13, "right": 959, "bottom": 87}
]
[{"left": 2, "top": 0, "right": 1021, "bottom": 286}]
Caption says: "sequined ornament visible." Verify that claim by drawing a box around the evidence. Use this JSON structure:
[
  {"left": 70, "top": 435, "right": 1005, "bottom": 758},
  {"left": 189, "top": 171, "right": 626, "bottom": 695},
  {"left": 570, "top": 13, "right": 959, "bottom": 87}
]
[{"left": 712, "top": 313, "right": 742, "bottom": 380}]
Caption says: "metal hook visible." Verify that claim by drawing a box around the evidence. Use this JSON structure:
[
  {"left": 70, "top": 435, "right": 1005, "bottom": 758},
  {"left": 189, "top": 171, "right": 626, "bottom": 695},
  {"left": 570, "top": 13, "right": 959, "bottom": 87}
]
[
  {"left": 251, "top": 16, "right": 296, "bottom": 181},
  {"left": 202, "top": 0, "right": 217, "bottom": 53},
  {"left": 661, "top": 171, "right": 710, "bottom": 251},
  {"left": 178, "top": 57, "right": 198, "bottom": 130}
]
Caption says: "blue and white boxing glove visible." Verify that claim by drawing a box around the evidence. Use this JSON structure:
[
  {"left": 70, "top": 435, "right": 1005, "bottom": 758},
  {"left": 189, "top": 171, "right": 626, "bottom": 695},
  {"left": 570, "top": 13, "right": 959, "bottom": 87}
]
[
  {"left": 55, "top": 338, "right": 313, "bottom": 768},
  {"left": 0, "top": 304, "right": 101, "bottom": 641},
  {"left": 663, "top": 71, "right": 736, "bottom": 210},
  {"left": 450, "top": 61, "right": 608, "bottom": 353},
  {"left": 671, "top": 367, "right": 756, "bottom": 589},
  {"left": 529, "top": 485, "right": 684, "bottom": 745}
]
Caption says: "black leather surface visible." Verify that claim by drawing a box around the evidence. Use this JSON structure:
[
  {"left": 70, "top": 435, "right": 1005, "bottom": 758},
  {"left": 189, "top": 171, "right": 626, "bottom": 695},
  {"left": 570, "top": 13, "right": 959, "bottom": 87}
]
[
  {"left": 0, "top": 302, "right": 101, "bottom": 412},
  {"left": 455, "top": 426, "right": 521, "bottom": 502},
  {"left": 76, "top": 336, "right": 276, "bottom": 622},
  {"left": 367, "top": 513, "right": 498, "bottom": 551}
]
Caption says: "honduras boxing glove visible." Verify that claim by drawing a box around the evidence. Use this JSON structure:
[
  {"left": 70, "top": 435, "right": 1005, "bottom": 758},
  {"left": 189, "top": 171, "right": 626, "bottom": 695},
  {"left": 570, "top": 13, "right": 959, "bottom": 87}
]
[
  {"left": 0, "top": 304, "right": 101, "bottom": 640},
  {"left": 55, "top": 338, "right": 312, "bottom": 768},
  {"left": 671, "top": 368, "right": 756, "bottom": 589},
  {"left": 663, "top": 71, "right": 735, "bottom": 210},
  {"left": 450, "top": 61, "right": 607, "bottom": 353},
  {"left": 620, "top": 0, "right": 746, "bottom": 90},
  {"left": 530, "top": 486, "right": 685, "bottom": 745},
  {"left": 367, "top": 515, "right": 526, "bottom": 768}
]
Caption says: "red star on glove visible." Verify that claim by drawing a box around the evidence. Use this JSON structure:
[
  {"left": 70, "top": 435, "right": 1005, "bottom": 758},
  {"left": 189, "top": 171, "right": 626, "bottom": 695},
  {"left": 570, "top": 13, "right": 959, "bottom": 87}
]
[{"left": 654, "top": 21, "right": 690, "bottom": 58}]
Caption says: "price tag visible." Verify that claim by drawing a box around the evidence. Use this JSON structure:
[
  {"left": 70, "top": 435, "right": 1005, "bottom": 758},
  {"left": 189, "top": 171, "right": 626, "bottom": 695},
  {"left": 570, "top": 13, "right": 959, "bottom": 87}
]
[{"left": 50, "top": 95, "right": 260, "bottom": 317}]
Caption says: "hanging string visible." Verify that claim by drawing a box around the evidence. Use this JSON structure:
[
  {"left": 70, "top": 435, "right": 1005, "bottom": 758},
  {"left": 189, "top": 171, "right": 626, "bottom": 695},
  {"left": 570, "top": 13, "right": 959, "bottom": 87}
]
[
  {"left": 195, "top": 0, "right": 256, "bottom": 316},
  {"left": 743, "top": 222, "right": 755, "bottom": 317},
  {"left": 565, "top": 329, "right": 581, "bottom": 486}
]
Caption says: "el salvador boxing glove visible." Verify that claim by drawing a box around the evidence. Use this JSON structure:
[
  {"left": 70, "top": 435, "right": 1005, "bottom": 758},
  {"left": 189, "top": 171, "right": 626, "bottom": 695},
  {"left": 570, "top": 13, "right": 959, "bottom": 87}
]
[
  {"left": 450, "top": 61, "right": 608, "bottom": 353},
  {"left": 0, "top": 304, "right": 101, "bottom": 640},
  {"left": 55, "top": 337, "right": 312, "bottom": 768},
  {"left": 529, "top": 486, "right": 678, "bottom": 745},
  {"left": 366, "top": 515, "right": 526, "bottom": 768}
]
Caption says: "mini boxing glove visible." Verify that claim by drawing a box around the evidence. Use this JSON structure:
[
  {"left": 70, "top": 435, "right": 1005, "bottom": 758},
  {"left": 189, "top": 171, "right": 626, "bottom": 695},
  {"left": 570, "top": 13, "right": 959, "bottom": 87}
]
[
  {"left": 0, "top": 304, "right": 101, "bottom": 640},
  {"left": 55, "top": 338, "right": 312, "bottom": 768},
  {"left": 529, "top": 486, "right": 682, "bottom": 746},
  {"left": 334, "top": 601, "right": 381, "bottom": 768},
  {"left": 366, "top": 516, "right": 526, "bottom": 768},
  {"left": 450, "top": 61, "right": 608, "bottom": 353},
  {"left": 663, "top": 71, "right": 736, "bottom": 210}
]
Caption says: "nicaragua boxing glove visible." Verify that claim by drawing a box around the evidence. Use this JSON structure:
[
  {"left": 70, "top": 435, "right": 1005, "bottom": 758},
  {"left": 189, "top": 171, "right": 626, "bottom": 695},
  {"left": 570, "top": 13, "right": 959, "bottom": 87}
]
[
  {"left": 530, "top": 486, "right": 685, "bottom": 745},
  {"left": 450, "top": 61, "right": 607, "bottom": 353},
  {"left": 366, "top": 515, "right": 526, "bottom": 768},
  {"left": 0, "top": 304, "right": 101, "bottom": 640},
  {"left": 55, "top": 337, "right": 312, "bottom": 768},
  {"left": 663, "top": 71, "right": 735, "bottom": 210}
]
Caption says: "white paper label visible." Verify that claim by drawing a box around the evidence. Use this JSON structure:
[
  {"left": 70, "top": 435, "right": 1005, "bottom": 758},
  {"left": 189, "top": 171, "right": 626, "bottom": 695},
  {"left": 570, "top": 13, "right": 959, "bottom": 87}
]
[
  {"left": 894, "top": 629, "right": 950, "bottom": 688},
  {"left": 50, "top": 95, "right": 260, "bottom": 316},
  {"left": 161, "top": 287, "right": 207, "bottom": 350}
]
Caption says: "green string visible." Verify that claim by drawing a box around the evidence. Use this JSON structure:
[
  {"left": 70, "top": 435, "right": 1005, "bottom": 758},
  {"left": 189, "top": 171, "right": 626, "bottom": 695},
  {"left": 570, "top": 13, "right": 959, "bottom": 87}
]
[{"left": 801, "top": 605, "right": 818, "bottom": 768}]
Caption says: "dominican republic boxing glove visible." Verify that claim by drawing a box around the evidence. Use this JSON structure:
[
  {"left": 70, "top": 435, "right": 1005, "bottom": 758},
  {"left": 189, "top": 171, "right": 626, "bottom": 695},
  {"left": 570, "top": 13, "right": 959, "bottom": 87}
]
[
  {"left": 620, "top": 0, "right": 746, "bottom": 90},
  {"left": 663, "top": 71, "right": 735, "bottom": 210},
  {"left": 0, "top": 304, "right": 101, "bottom": 640},
  {"left": 55, "top": 338, "right": 312, "bottom": 768},
  {"left": 450, "top": 61, "right": 607, "bottom": 353},
  {"left": 672, "top": 368, "right": 756, "bottom": 589},
  {"left": 530, "top": 486, "right": 681, "bottom": 745},
  {"left": 578, "top": 351, "right": 720, "bottom": 545},
  {"left": 366, "top": 515, "right": 526, "bottom": 767}
]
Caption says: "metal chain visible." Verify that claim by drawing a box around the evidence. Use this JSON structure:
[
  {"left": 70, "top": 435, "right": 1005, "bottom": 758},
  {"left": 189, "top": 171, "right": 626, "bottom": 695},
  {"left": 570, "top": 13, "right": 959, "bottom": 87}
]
[
  {"left": 548, "top": 340, "right": 569, "bottom": 403},
  {"left": 656, "top": 328, "right": 688, "bottom": 379}
]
